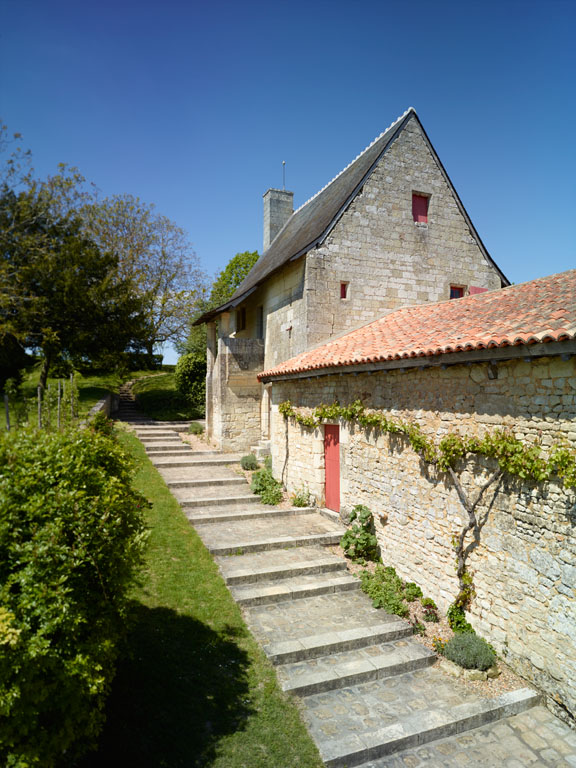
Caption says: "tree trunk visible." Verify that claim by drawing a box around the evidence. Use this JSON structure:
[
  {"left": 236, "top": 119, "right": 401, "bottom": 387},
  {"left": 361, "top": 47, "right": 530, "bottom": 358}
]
[{"left": 39, "top": 350, "right": 52, "bottom": 394}]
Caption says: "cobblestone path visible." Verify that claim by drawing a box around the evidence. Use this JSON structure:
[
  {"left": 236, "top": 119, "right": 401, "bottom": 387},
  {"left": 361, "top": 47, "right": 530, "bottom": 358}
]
[{"left": 116, "top": 395, "right": 576, "bottom": 767}]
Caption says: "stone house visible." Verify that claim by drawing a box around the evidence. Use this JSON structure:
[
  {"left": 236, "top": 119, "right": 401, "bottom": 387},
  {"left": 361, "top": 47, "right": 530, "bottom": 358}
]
[
  {"left": 258, "top": 269, "right": 576, "bottom": 721},
  {"left": 196, "top": 107, "right": 509, "bottom": 453}
]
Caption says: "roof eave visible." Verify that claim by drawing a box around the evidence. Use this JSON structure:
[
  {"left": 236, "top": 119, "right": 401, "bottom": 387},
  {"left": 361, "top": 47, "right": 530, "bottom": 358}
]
[{"left": 258, "top": 338, "right": 575, "bottom": 382}]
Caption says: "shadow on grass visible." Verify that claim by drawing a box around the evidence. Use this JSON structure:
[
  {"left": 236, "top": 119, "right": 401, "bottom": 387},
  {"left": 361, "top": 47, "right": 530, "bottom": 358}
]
[{"left": 79, "top": 603, "right": 253, "bottom": 768}]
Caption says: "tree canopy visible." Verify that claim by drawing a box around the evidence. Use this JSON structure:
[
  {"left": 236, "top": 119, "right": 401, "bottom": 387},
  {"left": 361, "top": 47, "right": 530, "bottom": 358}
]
[
  {"left": 81, "top": 194, "right": 208, "bottom": 358},
  {"left": 0, "top": 186, "right": 146, "bottom": 388},
  {"left": 209, "top": 250, "right": 259, "bottom": 307}
]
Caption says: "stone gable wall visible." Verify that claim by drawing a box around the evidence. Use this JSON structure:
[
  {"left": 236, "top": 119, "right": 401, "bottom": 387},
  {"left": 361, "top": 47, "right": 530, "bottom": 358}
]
[
  {"left": 304, "top": 118, "right": 502, "bottom": 346},
  {"left": 269, "top": 355, "right": 576, "bottom": 719}
]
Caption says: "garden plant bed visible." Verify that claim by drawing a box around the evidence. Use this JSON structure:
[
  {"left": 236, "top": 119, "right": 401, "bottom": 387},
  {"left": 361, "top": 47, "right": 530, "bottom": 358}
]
[{"left": 327, "top": 543, "right": 528, "bottom": 700}]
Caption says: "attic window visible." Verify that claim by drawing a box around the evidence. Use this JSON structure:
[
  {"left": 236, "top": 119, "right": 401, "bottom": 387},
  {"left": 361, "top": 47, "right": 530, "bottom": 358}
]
[
  {"left": 450, "top": 285, "right": 465, "bottom": 299},
  {"left": 236, "top": 307, "right": 246, "bottom": 331},
  {"left": 340, "top": 282, "right": 349, "bottom": 299},
  {"left": 412, "top": 193, "right": 429, "bottom": 223}
]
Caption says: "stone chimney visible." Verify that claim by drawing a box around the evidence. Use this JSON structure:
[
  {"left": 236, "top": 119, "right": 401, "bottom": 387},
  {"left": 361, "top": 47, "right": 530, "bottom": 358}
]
[{"left": 263, "top": 188, "right": 293, "bottom": 251}]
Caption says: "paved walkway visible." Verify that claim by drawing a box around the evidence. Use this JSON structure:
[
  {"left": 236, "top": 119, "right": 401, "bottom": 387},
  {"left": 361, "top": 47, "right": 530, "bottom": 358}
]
[{"left": 115, "top": 397, "right": 576, "bottom": 767}]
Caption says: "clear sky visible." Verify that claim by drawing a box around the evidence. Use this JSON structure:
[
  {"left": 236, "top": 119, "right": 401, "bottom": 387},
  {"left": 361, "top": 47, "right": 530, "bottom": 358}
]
[{"left": 2, "top": 0, "right": 575, "bottom": 362}]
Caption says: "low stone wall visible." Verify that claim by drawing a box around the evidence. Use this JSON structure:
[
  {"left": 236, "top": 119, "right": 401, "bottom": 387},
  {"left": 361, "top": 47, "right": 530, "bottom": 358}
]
[
  {"left": 87, "top": 392, "right": 119, "bottom": 420},
  {"left": 270, "top": 355, "right": 576, "bottom": 721}
]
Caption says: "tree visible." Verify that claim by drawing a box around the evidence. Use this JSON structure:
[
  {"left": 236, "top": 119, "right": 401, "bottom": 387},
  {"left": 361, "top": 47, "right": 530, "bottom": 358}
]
[
  {"left": 209, "top": 250, "right": 259, "bottom": 308},
  {"left": 0, "top": 186, "right": 146, "bottom": 388},
  {"left": 81, "top": 195, "right": 208, "bottom": 360}
]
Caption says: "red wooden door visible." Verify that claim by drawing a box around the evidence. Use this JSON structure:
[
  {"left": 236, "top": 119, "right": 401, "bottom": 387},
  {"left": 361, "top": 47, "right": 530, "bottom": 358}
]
[{"left": 324, "top": 425, "right": 340, "bottom": 512}]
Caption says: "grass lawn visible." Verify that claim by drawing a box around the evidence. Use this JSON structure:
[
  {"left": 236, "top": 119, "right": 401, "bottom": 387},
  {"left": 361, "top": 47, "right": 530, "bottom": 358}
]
[
  {"left": 132, "top": 371, "right": 204, "bottom": 421},
  {"left": 80, "top": 430, "right": 322, "bottom": 768},
  {"left": 2, "top": 367, "right": 167, "bottom": 430}
]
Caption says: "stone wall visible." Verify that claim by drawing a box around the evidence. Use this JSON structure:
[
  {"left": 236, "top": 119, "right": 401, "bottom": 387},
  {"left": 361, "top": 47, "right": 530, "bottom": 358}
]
[
  {"left": 304, "top": 117, "right": 503, "bottom": 346},
  {"left": 269, "top": 355, "right": 576, "bottom": 720},
  {"left": 209, "top": 336, "right": 264, "bottom": 451}
]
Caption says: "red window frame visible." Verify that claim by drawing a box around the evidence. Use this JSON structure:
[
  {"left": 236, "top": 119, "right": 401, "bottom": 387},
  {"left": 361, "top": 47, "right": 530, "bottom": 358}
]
[
  {"left": 412, "top": 194, "right": 429, "bottom": 223},
  {"left": 450, "top": 286, "right": 464, "bottom": 299}
]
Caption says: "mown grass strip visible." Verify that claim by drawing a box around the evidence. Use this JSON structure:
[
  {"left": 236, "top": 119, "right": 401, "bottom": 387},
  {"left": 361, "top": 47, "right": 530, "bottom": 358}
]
[{"left": 80, "top": 429, "right": 323, "bottom": 768}]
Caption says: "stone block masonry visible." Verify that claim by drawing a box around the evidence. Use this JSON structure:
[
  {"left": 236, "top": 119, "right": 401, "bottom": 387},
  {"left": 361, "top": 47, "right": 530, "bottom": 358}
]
[{"left": 269, "top": 354, "right": 576, "bottom": 722}]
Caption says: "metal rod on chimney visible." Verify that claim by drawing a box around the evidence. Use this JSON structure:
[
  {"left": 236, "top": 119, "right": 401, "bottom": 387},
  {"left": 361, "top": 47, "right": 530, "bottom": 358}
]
[{"left": 282, "top": 161, "right": 286, "bottom": 190}]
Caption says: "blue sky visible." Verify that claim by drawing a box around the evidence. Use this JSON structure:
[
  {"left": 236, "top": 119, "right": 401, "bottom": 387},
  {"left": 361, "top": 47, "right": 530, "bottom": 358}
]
[{"left": 2, "top": 0, "right": 575, "bottom": 362}]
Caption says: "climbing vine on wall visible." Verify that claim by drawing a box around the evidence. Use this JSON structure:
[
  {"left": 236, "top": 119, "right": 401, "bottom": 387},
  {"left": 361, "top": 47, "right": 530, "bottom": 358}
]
[{"left": 279, "top": 399, "right": 576, "bottom": 623}]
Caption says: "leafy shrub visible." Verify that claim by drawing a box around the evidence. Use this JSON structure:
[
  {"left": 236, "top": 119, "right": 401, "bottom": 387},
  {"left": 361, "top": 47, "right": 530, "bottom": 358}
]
[
  {"left": 447, "top": 603, "right": 475, "bottom": 634},
  {"left": 421, "top": 597, "right": 437, "bottom": 609},
  {"left": 0, "top": 426, "right": 148, "bottom": 767},
  {"left": 251, "top": 462, "right": 283, "bottom": 505},
  {"left": 291, "top": 486, "right": 313, "bottom": 507},
  {"left": 174, "top": 353, "right": 206, "bottom": 414},
  {"left": 443, "top": 633, "right": 497, "bottom": 671},
  {"left": 241, "top": 454, "right": 259, "bottom": 471},
  {"left": 340, "top": 504, "right": 379, "bottom": 562},
  {"left": 189, "top": 421, "right": 204, "bottom": 435},
  {"left": 404, "top": 582, "right": 423, "bottom": 602},
  {"left": 90, "top": 410, "right": 115, "bottom": 438},
  {"left": 359, "top": 565, "right": 409, "bottom": 617}
]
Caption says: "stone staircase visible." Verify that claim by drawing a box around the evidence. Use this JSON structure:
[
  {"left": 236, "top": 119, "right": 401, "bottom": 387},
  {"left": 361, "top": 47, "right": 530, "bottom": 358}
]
[{"left": 117, "top": 405, "right": 576, "bottom": 767}]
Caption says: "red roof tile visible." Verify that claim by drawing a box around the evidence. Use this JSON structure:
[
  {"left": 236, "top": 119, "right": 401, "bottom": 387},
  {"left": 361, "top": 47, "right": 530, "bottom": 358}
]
[{"left": 259, "top": 270, "right": 576, "bottom": 380}]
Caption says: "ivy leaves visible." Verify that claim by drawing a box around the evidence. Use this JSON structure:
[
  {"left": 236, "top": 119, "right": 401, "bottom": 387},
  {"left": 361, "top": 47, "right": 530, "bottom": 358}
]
[{"left": 279, "top": 399, "right": 576, "bottom": 489}]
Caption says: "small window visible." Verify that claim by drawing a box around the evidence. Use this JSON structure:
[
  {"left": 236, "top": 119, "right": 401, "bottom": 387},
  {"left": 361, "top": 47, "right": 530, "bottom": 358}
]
[
  {"left": 235, "top": 307, "right": 246, "bottom": 331},
  {"left": 340, "top": 282, "right": 349, "bottom": 299},
  {"left": 412, "top": 193, "right": 429, "bottom": 223},
  {"left": 450, "top": 285, "right": 465, "bottom": 299}
]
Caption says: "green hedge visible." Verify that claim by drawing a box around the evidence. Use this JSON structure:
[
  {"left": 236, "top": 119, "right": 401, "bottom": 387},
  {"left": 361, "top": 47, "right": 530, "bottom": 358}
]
[
  {"left": 174, "top": 354, "right": 206, "bottom": 415},
  {"left": 0, "top": 423, "right": 148, "bottom": 767}
]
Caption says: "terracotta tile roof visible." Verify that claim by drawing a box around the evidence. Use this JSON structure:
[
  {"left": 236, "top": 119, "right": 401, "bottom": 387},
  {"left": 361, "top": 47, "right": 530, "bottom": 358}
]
[{"left": 259, "top": 270, "right": 576, "bottom": 380}]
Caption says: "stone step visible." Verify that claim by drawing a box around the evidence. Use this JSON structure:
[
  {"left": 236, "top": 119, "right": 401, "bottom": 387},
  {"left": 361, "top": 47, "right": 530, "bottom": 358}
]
[
  {"left": 364, "top": 705, "right": 576, "bottom": 767},
  {"left": 262, "top": 620, "right": 414, "bottom": 665},
  {"left": 186, "top": 505, "right": 292, "bottom": 525},
  {"left": 145, "top": 445, "right": 192, "bottom": 454},
  {"left": 277, "top": 639, "right": 435, "bottom": 696},
  {"left": 230, "top": 571, "right": 360, "bottom": 606},
  {"left": 180, "top": 494, "right": 261, "bottom": 509},
  {"left": 167, "top": 477, "right": 246, "bottom": 489},
  {"left": 193, "top": 512, "right": 344, "bottom": 555},
  {"left": 136, "top": 431, "right": 180, "bottom": 438},
  {"left": 143, "top": 442, "right": 187, "bottom": 449},
  {"left": 172, "top": 480, "right": 248, "bottom": 500},
  {"left": 308, "top": 684, "right": 539, "bottom": 768},
  {"left": 215, "top": 545, "right": 347, "bottom": 586},
  {"left": 151, "top": 456, "right": 241, "bottom": 468},
  {"left": 157, "top": 465, "right": 241, "bottom": 483}
]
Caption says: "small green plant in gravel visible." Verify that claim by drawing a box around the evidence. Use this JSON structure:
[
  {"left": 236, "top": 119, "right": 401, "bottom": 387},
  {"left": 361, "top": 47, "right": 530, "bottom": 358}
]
[
  {"left": 359, "top": 565, "right": 409, "bottom": 617},
  {"left": 251, "top": 458, "right": 283, "bottom": 505},
  {"left": 241, "top": 454, "right": 259, "bottom": 471},
  {"left": 340, "top": 504, "right": 379, "bottom": 563},
  {"left": 189, "top": 422, "right": 204, "bottom": 435},
  {"left": 421, "top": 597, "right": 440, "bottom": 623},
  {"left": 290, "top": 486, "right": 313, "bottom": 507},
  {"left": 403, "top": 582, "right": 423, "bottom": 602},
  {"left": 443, "top": 633, "right": 497, "bottom": 671}
]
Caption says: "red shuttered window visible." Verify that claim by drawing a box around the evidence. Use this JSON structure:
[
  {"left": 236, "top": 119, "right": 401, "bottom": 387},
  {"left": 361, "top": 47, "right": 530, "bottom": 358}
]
[{"left": 412, "top": 194, "right": 428, "bottom": 223}]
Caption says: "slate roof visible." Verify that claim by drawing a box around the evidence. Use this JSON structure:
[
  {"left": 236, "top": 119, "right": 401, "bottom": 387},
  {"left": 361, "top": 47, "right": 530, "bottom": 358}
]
[
  {"left": 258, "top": 270, "right": 576, "bottom": 380},
  {"left": 196, "top": 108, "right": 508, "bottom": 324}
]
